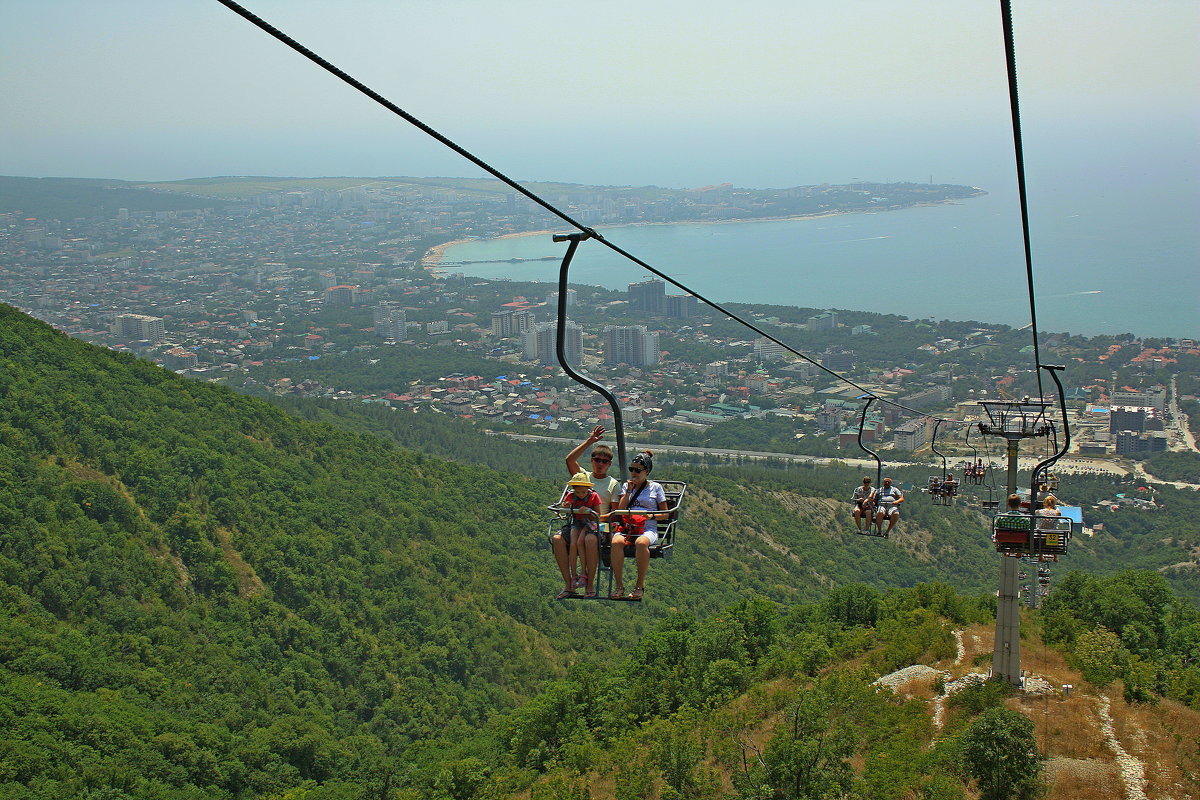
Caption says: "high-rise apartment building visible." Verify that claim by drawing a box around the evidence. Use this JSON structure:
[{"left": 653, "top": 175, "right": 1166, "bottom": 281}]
[
  {"left": 665, "top": 293, "right": 699, "bottom": 318},
  {"left": 893, "top": 417, "right": 932, "bottom": 451},
  {"left": 523, "top": 321, "right": 582, "bottom": 366},
  {"left": 112, "top": 313, "right": 165, "bottom": 343},
  {"left": 545, "top": 289, "right": 577, "bottom": 308},
  {"left": 1115, "top": 429, "right": 1168, "bottom": 456},
  {"left": 491, "top": 309, "right": 536, "bottom": 338},
  {"left": 627, "top": 279, "right": 665, "bottom": 314},
  {"left": 603, "top": 325, "right": 660, "bottom": 367},
  {"left": 820, "top": 349, "right": 855, "bottom": 371},
  {"left": 162, "top": 346, "right": 198, "bottom": 370},
  {"left": 1111, "top": 387, "right": 1167, "bottom": 414},
  {"left": 753, "top": 337, "right": 787, "bottom": 362},
  {"left": 373, "top": 302, "right": 407, "bottom": 339},
  {"left": 325, "top": 285, "right": 357, "bottom": 306},
  {"left": 807, "top": 311, "right": 838, "bottom": 331}
]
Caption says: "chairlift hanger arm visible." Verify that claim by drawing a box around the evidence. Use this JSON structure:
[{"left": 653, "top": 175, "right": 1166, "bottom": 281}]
[
  {"left": 930, "top": 419, "right": 948, "bottom": 476},
  {"left": 1000, "top": 0, "right": 1045, "bottom": 402},
  {"left": 856, "top": 395, "right": 883, "bottom": 488},
  {"left": 552, "top": 234, "right": 628, "bottom": 476},
  {"left": 1030, "top": 364, "right": 1070, "bottom": 499}
]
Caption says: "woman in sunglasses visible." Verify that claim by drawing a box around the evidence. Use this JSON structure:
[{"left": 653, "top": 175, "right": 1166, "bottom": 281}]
[
  {"left": 609, "top": 450, "right": 669, "bottom": 601},
  {"left": 554, "top": 425, "right": 622, "bottom": 598}
]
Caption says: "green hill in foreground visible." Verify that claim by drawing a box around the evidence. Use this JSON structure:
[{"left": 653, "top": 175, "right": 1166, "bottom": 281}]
[
  {"left": 2, "top": 303, "right": 1197, "bottom": 798},
  {"left": 476, "top": 572, "right": 1200, "bottom": 800}
]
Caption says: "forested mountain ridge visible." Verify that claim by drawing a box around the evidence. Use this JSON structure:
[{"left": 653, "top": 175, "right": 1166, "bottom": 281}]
[
  {"left": 0, "top": 305, "right": 1003, "bottom": 798},
  {"left": 4, "top": 303, "right": 1195, "bottom": 798}
]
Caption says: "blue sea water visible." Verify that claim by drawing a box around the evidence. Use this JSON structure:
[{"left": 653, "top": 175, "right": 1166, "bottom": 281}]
[{"left": 440, "top": 130, "right": 1198, "bottom": 339}]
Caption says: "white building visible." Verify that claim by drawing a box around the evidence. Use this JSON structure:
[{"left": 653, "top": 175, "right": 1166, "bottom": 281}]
[
  {"left": 754, "top": 337, "right": 787, "bottom": 362},
  {"left": 373, "top": 302, "right": 407, "bottom": 338},
  {"left": 112, "top": 314, "right": 165, "bottom": 343}
]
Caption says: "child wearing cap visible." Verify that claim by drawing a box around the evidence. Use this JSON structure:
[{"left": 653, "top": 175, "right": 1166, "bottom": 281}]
[{"left": 556, "top": 472, "right": 602, "bottom": 599}]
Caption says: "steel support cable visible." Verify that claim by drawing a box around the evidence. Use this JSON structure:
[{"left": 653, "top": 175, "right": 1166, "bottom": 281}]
[
  {"left": 217, "top": 0, "right": 964, "bottom": 425},
  {"left": 1000, "top": 0, "right": 1045, "bottom": 401}
]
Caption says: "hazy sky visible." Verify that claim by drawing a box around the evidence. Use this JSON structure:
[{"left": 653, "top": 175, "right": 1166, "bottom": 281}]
[{"left": 2, "top": 0, "right": 1197, "bottom": 187}]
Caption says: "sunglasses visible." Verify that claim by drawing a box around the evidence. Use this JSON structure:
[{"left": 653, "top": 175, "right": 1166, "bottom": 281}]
[
  {"left": 629, "top": 467, "right": 645, "bottom": 474},
  {"left": 591, "top": 456, "right": 611, "bottom": 463}
]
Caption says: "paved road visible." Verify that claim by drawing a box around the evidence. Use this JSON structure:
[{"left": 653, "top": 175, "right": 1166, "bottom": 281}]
[
  {"left": 498, "top": 433, "right": 1133, "bottom": 478},
  {"left": 1168, "top": 375, "right": 1199, "bottom": 452}
]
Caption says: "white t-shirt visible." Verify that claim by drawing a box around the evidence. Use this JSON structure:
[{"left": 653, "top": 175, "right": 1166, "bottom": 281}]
[
  {"left": 1035, "top": 508, "right": 1061, "bottom": 530},
  {"left": 876, "top": 485, "right": 903, "bottom": 506},
  {"left": 619, "top": 480, "right": 668, "bottom": 533},
  {"left": 852, "top": 485, "right": 875, "bottom": 504},
  {"left": 585, "top": 471, "right": 622, "bottom": 515}
]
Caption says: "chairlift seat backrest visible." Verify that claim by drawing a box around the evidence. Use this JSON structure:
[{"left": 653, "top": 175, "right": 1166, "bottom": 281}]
[{"left": 992, "top": 513, "right": 1070, "bottom": 555}]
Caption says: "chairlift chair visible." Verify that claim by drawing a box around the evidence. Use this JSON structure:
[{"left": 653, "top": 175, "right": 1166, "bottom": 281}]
[
  {"left": 991, "top": 511, "right": 1071, "bottom": 557},
  {"left": 964, "top": 426, "right": 986, "bottom": 486},
  {"left": 547, "top": 232, "right": 687, "bottom": 600},
  {"left": 602, "top": 480, "right": 687, "bottom": 565},
  {"left": 600, "top": 481, "right": 687, "bottom": 600},
  {"left": 853, "top": 396, "right": 889, "bottom": 538},
  {"left": 928, "top": 420, "right": 955, "bottom": 506},
  {"left": 980, "top": 485, "right": 1001, "bottom": 511},
  {"left": 547, "top": 481, "right": 688, "bottom": 601}
]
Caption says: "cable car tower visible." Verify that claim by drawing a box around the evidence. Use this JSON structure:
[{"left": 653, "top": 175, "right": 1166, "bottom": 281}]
[{"left": 978, "top": 364, "right": 1070, "bottom": 687}]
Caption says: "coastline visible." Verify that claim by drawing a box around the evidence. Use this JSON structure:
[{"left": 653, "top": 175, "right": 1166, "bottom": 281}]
[
  {"left": 423, "top": 208, "right": 873, "bottom": 269},
  {"left": 422, "top": 229, "right": 557, "bottom": 269}
]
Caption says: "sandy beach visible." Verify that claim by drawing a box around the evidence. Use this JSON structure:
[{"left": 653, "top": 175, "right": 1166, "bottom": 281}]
[
  {"left": 422, "top": 229, "right": 556, "bottom": 270},
  {"left": 420, "top": 209, "right": 872, "bottom": 270}
]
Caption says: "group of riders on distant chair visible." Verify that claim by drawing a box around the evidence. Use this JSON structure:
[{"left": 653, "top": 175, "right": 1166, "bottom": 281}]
[
  {"left": 927, "top": 473, "right": 959, "bottom": 500},
  {"left": 851, "top": 475, "right": 905, "bottom": 535}
]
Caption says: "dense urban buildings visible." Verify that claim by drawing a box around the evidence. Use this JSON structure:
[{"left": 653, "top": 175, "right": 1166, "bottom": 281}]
[{"left": 1, "top": 176, "right": 1195, "bottom": 461}]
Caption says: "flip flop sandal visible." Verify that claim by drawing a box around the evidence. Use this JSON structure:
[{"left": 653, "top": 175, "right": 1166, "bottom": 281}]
[
  {"left": 610, "top": 587, "right": 626, "bottom": 600},
  {"left": 555, "top": 589, "right": 574, "bottom": 600},
  {"left": 627, "top": 588, "right": 644, "bottom": 601}
]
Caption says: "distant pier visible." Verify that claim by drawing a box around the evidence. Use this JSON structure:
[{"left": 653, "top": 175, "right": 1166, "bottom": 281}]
[{"left": 437, "top": 255, "right": 558, "bottom": 267}]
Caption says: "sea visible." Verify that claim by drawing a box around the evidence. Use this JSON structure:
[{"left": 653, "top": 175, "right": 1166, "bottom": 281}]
[{"left": 439, "top": 130, "right": 1198, "bottom": 339}]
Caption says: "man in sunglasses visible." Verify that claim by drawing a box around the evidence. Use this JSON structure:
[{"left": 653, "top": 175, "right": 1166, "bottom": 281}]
[
  {"left": 565, "top": 425, "right": 621, "bottom": 515},
  {"left": 553, "top": 425, "right": 623, "bottom": 596}
]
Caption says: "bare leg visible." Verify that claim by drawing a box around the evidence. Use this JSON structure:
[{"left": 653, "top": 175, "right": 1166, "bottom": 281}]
[
  {"left": 887, "top": 511, "right": 898, "bottom": 533},
  {"left": 634, "top": 535, "right": 652, "bottom": 590},
  {"left": 610, "top": 538, "right": 626, "bottom": 598},
  {"left": 551, "top": 530, "right": 573, "bottom": 593},
  {"left": 582, "top": 532, "right": 599, "bottom": 594},
  {"left": 567, "top": 525, "right": 582, "bottom": 587}
]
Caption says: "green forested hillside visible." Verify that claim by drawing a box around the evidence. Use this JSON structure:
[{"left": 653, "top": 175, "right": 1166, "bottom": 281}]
[
  {"left": 0, "top": 306, "right": 1001, "bottom": 798},
  {"left": 0, "top": 307, "right": 580, "bottom": 797},
  {"left": 464, "top": 574, "right": 1199, "bottom": 800},
  {"left": 4, "top": 303, "right": 1195, "bottom": 798}
]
